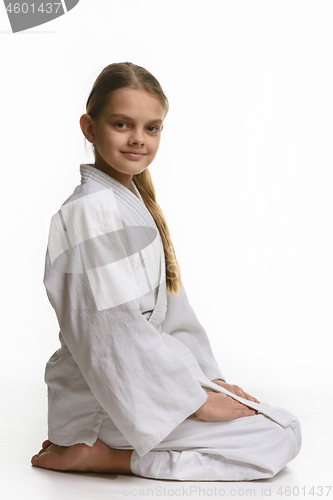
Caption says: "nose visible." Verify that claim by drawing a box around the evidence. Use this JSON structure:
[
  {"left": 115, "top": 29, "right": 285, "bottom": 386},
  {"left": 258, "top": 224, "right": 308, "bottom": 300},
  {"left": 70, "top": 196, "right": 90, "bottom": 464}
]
[{"left": 128, "top": 127, "right": 145, "bottom": 146}]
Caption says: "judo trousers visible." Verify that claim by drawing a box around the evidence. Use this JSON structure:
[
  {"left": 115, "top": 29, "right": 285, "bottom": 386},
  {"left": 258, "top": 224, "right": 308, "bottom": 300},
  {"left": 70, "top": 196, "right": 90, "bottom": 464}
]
[{"left": 97, "top": 405, "right": 302, "bottom": 481}]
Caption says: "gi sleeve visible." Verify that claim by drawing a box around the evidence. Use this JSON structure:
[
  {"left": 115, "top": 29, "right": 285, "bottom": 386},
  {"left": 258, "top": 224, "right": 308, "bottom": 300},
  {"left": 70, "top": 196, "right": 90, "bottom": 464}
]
[
  {"left": 43, "top": 201, "right": 208, "bottom": 458},
  {"left": 160, "top": 285, "right": 226, "bottom": 382}
]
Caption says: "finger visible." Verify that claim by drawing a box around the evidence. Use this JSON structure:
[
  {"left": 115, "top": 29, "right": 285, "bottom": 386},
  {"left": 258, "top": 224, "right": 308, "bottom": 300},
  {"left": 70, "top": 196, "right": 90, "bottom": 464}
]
[
  {"left": 233, "top": 399, "right": 259, "bottom": 413},
  {"left": 237, "top": 389, "right": 249, "bottom": 400},
  {"left": 229, "top": 398, "right": 251, "bottom": 410},
  {"left": 226, "top": 392, "right": 256, "bottom": 406},
  {"left": 233, "top": 387, "right": 254, "bottom": 402},
  {"left": 236, "top": 389, "right": 260, "bottom": 404},
  {"left": 228, "top": 408, "right": 257, "bottom": 420},
  {"left": 245, "top": 394, "right": 260, "bottom": 404},
  {"left": 242, "top": 391, "right": 257, "bottom": 403},
  {"left": 235, "top": 401, "right": 257, "bottom": 414},
  {"left": 241, "top": 408, "right": 257, "bottom": 417},
  {"left": 229, "top": 386, "right": 244, "bottom": 399}
]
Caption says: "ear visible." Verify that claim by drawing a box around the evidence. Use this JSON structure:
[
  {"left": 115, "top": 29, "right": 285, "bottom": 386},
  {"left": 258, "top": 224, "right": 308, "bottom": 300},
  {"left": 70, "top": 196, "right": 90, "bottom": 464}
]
[
  {"left": 160, "top": 124, "right": 164, "bottom": 132},
  {"left": 80, "top": 114, "right": 96, "bottom": 144}
]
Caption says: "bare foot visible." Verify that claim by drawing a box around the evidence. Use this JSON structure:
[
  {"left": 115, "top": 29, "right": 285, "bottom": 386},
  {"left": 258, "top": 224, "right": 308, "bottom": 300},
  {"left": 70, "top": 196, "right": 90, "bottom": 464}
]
[{"left": 31, "top": 439, "right": 133, "bottom": 474}]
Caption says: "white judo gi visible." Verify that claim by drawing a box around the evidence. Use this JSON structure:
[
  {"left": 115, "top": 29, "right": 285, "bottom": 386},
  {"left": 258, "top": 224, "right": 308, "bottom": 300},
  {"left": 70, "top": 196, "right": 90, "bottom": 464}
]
[{"left": 43, "top": 163, "right": 301, "bottom": 481}]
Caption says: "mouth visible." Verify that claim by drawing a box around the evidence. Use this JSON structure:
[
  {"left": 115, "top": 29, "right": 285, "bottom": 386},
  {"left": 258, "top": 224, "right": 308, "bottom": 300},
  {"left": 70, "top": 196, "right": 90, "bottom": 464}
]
[{"left": 121, "top": 151, "right": 147, "bottom": 159}]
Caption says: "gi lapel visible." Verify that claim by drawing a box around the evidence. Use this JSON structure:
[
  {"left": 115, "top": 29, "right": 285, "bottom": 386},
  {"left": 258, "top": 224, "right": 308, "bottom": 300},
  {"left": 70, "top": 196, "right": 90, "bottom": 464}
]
[{"left": 79, "top": 164, "right": 167, "bottom": 327}]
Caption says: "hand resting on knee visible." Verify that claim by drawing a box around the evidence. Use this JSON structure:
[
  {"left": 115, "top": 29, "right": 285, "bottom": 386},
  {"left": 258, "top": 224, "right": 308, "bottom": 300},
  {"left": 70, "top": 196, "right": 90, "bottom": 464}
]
[{"left": 195, "top": 392, "right": 257, "bottom": 422}]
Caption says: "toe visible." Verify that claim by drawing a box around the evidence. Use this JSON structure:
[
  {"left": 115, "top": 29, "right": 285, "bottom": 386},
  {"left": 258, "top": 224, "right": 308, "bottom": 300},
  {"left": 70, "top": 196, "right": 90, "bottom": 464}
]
[
  {"left": 38, "top": 441, "right": 52, "bottom": 455},
  {"left": 32, "top": 445, "right": 67, "bottom": 471},
  {"left": 32, "top": 450, "right": 53, "bottom": 469}
]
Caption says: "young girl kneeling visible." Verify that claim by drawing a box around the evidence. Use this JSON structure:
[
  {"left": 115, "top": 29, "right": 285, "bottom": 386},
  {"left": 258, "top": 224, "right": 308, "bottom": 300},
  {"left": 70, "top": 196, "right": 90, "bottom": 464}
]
[{"left": 31, "top": 62, "right": 301, "bottom": 481}]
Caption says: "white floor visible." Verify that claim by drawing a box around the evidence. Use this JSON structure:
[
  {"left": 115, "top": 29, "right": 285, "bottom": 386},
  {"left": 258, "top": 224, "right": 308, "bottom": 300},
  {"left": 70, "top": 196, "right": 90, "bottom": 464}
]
[{"left": 1, "top": 375, "right": 332, "bottom": 500}]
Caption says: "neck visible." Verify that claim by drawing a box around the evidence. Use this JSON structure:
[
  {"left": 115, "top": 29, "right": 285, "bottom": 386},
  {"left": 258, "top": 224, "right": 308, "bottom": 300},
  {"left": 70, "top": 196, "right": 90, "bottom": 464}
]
[{"left": 93, "top": 152, "right": 133, "bottom": 191}]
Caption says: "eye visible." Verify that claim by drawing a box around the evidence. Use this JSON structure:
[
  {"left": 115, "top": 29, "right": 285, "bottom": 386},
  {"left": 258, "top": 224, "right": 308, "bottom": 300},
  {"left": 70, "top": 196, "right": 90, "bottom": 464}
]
[
  {"left": 146, "top": 125, "right": 159, "bottom": 133},
  {"left": 115, "top": 122, "right": 129, "bottom": 130}
]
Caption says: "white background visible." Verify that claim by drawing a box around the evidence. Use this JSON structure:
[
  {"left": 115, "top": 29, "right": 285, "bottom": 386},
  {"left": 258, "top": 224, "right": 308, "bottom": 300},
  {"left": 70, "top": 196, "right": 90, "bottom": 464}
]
[{"left": 0, "top": 1, "right": 332, "bottom": 497}]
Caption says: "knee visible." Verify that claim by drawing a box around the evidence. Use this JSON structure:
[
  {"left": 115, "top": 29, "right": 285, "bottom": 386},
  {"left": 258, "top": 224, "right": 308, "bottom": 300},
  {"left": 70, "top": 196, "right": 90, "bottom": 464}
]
[
  {"left": 259, "top": 417, "right": 301, "bottom": 477},
  {"left": 266, "top": 405, "right": 302, "bottom": 462},
  {"left": 273, "top": 418, "right": 302, "bottom": 467},
  {"left": 289, "top": 419, "right": 302, "bottom": 460}
]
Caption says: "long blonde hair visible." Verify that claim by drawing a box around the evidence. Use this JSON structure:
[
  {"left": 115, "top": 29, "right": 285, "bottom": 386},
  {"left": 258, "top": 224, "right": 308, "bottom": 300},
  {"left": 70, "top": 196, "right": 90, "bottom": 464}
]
[{"left": 84, "top": 62, "right": 183, "bottom": 295}]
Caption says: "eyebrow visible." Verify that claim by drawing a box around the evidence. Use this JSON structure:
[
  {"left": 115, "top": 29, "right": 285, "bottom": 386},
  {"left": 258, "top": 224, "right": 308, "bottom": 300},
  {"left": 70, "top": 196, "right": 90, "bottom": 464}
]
[{"left": 108, "top": 113, "right": 163, "bottom": 124}]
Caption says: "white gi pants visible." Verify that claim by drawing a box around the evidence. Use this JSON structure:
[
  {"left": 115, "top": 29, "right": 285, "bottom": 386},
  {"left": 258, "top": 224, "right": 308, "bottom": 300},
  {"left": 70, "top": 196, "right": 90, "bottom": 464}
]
[{"left": 97, "top": 404, "right": 302, "bottom": 481}]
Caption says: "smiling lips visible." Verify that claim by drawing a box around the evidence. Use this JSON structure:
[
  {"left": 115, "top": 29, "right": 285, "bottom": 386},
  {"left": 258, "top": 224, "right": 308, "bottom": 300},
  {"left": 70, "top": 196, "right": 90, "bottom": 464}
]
[{"left": 121, "top": 151, "right": 147, "bottom": 160}]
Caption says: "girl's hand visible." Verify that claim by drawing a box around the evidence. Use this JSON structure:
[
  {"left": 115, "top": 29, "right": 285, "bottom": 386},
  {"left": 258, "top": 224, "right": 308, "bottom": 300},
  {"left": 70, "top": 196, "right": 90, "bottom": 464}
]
[
  {"left": 195, "top": 391, "right": 257, "bottom": 422},
  {"left": 211, "top": 379, "right": 260, "bottom": 404}
]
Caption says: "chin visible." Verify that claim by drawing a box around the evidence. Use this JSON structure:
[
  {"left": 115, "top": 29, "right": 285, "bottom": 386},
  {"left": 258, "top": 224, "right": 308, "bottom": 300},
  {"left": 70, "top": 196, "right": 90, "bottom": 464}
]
[
  {"left": 127, "top": 165, "right": 149, "bottom": 176},
  {"left": 137, "top": 166, "right": 149, "bottom": 174}
]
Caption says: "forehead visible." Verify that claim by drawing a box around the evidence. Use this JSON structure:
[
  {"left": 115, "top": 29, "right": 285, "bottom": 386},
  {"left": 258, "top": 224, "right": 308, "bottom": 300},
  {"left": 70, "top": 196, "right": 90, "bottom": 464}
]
[{"left": 104, "top": 88, "right": 165, "bottom": 121}]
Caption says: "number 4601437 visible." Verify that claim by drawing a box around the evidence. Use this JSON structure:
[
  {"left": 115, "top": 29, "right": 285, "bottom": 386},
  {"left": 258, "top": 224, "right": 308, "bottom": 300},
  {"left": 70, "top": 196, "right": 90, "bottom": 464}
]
[{"left": 6, "top": 3, "right": 62, "bottom": 14}]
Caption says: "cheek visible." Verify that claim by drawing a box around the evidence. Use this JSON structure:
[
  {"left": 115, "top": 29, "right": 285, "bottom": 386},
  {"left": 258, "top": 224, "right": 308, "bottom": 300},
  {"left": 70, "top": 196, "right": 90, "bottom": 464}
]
[
  {"left": 103, "top": 132, "right": 123, "bottom": 149},
  {"left": 149, "top": 137, "right": 161, "bottom": 154}
]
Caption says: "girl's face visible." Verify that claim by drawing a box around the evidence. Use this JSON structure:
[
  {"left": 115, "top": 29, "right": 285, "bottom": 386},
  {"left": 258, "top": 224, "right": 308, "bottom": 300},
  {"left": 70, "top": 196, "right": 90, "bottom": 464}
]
[{"left": 89, "top": 88, "right": 164, "bottom": 179}]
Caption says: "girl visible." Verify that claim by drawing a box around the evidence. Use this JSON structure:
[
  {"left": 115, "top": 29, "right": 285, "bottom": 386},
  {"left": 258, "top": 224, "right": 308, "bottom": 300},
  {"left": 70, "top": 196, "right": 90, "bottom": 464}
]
[{"left": 31, "top": 62, "right": 301, "bottom": 481}]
